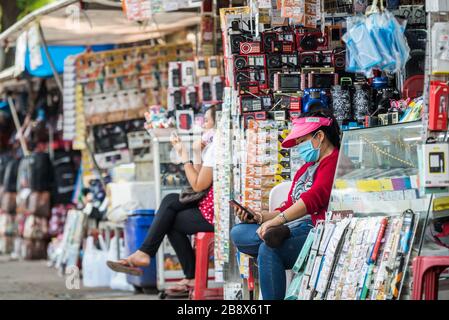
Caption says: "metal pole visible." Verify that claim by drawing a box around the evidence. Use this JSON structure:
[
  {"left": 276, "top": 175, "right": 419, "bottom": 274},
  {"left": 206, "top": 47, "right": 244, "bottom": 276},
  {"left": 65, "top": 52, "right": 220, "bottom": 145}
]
[
  {"left": 37, "top": 22, "right": 63, "bottom": 93},
  {"left": 7, "top": 96, "right": 30, "bottom": 156}
]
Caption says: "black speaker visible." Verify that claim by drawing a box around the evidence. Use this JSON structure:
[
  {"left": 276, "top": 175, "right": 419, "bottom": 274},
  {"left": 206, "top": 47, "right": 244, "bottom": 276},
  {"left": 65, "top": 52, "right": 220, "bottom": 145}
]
[
  {"left": 267, "top": 54, "right": 282, "bottom": 68},
  {"left": 230, "top": 34, "right": 245, "bottom": 54}
]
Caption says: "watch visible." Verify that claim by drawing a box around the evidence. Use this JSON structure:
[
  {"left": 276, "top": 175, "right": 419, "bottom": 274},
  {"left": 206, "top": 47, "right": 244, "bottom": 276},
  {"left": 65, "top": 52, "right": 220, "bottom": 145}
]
[
  {"left": 278, "top": 212, "right": 288, "bottom": 224},
  {"left": 183, "top": 160, "right": 193, "bottom": 165}
]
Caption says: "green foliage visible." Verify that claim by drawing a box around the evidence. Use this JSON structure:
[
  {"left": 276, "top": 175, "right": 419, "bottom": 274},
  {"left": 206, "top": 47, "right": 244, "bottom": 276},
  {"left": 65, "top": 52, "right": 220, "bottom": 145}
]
[{"left": 17, "top": 0, "right": 55, "bottom": 19}]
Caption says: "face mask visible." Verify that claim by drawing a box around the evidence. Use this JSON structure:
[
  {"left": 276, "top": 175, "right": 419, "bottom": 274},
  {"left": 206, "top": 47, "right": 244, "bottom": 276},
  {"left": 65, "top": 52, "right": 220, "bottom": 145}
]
[{"left": 296, "top": 132, "right": 322, "bottom": 163}]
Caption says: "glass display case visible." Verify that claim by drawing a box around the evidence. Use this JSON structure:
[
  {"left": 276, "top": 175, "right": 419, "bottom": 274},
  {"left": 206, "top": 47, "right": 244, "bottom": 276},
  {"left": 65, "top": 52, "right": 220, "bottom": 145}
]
[
  {"left": 328, "top": 121, "right": 431, "bottom": 298},
  {"left": 330, "top": 121, "right": 429, "bottom": 216}
]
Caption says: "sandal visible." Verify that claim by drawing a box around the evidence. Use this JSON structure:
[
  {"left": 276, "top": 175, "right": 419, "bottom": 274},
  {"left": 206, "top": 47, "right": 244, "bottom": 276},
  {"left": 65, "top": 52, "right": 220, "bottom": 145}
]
[
  {"left": 165, "top": 280, "right": 194, "bottom": 297},
  {"left": 106, "top": 260, "right": 144, "bottom": 276}
]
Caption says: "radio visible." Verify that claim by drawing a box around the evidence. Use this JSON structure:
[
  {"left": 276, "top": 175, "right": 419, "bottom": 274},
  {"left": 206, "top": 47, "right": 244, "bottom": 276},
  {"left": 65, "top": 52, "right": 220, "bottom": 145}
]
[
  {"left": 234, "top": 54, "right": 266, "bottom": 70},
  {"left": 297, "top": 31, "right": 328, "bottom": 52},
  {"left": 429, "top": 81, "right": 449, "bottom": 131},
  {"left": 300, "top": 51, "right": 332, "bottom": 67},
  {"left": 94, "top": 149, "right": 131, "bottom": 170},
  {"left": 302, "top": 89, "right": 329, "bottom": 113},
  {"left": 262, "top": 30, "right": 296, "bottom": 53},
  {"left": 230, "top": 34, "right": 253, "bottom": 54},
  {"left": 300, "top": 50, "right": 345, "bottom": 69},
  {"left": 243, "top": 111, "right": 267, "bottom": 128},
  {"left": 238, "top": 81, "right": 262, "bottom": 96},
  {"left": 290, "top": 111, "right": 301, "bottom": 119},
  {"left": 301, "top": 66, "right": 335, "bottom": 74},
  {"left": 301, "top": 73, "right": 339, "bottom": 89},
  {"left": 240, "top": 42, "right": 262, "bottom": 55},
  {"left": 127, "top": 131, "right": 152, "bottom": 162},
  {"left": 333, "top": 49, "right": 346, "bottom": 70},
  {"left": 273, "top": 72, "right": 302, "bottom": 92},
  {"left": 272, "top": 41, "right": 295, "bottom": 54},
  {"left": 273, "top": 93, "right": 302, "bottom": 111},
  {"left": 235, "top": 69, "right": 267, "bottom": 88},
  {"left": 268, "top": 69, "right": 282, "bottom": 89},
  {"left": 240, "top": 95, "right": 272, "bottom": 112},
  {"left": 269, "top": 110, "right": 287, "bottom": 121},
  {"left": 266, "top": 54, "right": 299, "bottom": 69}
]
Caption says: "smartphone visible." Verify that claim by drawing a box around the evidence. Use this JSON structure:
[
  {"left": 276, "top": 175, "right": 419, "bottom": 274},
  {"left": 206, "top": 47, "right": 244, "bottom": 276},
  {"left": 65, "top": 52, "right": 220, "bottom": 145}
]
[{"left": 229, "top": 199, "right": 255, "bottom": 220}]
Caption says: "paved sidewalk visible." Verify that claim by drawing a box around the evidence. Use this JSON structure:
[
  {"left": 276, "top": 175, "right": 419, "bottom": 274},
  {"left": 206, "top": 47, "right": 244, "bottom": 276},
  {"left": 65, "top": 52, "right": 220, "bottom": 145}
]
[{"left": 0, "top": 255, "right": 159, "bottom": 300}]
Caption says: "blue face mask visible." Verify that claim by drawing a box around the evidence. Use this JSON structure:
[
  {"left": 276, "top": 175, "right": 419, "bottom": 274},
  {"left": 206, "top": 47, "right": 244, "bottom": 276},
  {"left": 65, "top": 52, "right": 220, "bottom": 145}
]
[{"left": 296, "top": 133, "right": 322, "bottom": 163}]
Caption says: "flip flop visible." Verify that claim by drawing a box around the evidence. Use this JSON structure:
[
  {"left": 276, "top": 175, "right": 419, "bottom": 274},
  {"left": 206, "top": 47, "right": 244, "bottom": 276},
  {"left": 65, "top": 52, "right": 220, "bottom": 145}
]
[
  {"left": 106, "top": 260, "right": 144, "bottom": 276},
  {"left": 165, "top": 284, "right": 193, "bottom": 297}
]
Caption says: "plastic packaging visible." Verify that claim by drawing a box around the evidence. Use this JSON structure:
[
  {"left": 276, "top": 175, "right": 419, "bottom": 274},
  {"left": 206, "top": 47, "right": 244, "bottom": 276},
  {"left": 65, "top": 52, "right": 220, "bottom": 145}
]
[
  {"left": 108, "top": 236, "right": 134, "bottom": 291},
  {"left": 343, "top": 9, "right": 410, "bottom": 77},
  {"left": 82, "top": 235, "right": 111, "bottom": 287}
]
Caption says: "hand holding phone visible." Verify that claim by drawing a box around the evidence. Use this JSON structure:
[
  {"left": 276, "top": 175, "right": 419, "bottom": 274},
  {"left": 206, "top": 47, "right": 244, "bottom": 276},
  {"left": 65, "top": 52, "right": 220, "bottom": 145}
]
[{"left": 230, "top": 200, "right": 258, "bottom": 223}]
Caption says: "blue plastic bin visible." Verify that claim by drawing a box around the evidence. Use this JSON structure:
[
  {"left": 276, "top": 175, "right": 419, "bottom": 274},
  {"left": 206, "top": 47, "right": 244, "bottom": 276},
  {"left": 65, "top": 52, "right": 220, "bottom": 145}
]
[{"left": 125, "top": 209, "right": 157, "bottom": 288}]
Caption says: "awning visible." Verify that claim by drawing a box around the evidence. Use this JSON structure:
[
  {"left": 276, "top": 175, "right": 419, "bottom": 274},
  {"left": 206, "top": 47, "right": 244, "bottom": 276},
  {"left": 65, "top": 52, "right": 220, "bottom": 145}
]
[
  {"left": 0, "top": 0, "right": 201, "bottom": 47},
  {"left": 25, "top": 44, "right": 114, "bottom": 77}
]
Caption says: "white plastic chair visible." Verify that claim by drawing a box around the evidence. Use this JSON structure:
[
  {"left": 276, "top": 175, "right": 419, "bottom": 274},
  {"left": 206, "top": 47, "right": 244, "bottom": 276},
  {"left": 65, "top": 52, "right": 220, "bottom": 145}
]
[
  {"left": 257, "top": 181, "right": 292, "bottom": 300},
  {"left": 269, "top": 181, "right": 292, "bottom": 212}
]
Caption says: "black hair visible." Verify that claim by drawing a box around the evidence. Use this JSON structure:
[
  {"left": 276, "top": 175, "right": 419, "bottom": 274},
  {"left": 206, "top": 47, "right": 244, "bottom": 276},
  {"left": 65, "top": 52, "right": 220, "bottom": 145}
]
[{"left": 299, "top": 108, "right": 341, "bottom": 149}]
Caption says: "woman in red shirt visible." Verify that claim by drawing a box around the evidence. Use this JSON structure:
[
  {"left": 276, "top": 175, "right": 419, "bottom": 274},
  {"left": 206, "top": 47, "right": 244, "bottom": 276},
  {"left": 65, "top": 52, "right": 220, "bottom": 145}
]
[{"left": 231, "top": 109, "right": 341, "bottom": 300}]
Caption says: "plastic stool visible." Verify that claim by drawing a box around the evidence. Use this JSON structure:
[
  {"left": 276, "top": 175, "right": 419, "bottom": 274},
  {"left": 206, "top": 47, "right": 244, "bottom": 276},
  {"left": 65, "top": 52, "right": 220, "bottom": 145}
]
[
  {"left": 412, "top": 256, "right": 449, "bottom": 300},
  {"left": 191, "top": 232, "right": 223, "bottom": 300}
]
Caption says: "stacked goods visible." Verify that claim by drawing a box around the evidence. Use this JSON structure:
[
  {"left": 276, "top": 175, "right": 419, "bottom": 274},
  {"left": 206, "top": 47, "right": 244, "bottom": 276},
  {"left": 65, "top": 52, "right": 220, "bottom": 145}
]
[
  {"left": 0, "top": 156, "right": 18, "bottom": 254},
  {"left": 286, "top": 210, "right": 417, "bottom": 300}
]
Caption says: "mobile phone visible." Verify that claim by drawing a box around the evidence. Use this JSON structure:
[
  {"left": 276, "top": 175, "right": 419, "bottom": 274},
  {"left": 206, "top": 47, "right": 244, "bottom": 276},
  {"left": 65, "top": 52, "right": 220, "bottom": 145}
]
[{"left": 229, "top": 199, "right": 255, "bottom": 220}]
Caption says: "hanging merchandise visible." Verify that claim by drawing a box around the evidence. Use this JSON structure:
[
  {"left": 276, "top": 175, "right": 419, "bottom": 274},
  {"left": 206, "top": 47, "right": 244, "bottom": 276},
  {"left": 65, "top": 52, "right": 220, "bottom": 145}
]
[
  {"left": 428, "top": 81, "right": 449, "bottom": 132},
  {"left": 431, "top": 22, "right": 449, "bottom": 75},
  {"left": 343, "top": 2, "right": 410, "bottom": 77},
  {"left": 331, "top": 85, "right": 351, "bottom": 125},
  {"left": 352, "top": 84, "right": 371, "bottom": 124}
]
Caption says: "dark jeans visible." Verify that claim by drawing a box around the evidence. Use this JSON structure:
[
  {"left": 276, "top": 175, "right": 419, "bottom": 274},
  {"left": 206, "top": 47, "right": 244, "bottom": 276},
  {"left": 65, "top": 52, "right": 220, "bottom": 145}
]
[
  {"left": 230, "top": 219, "right": 313, "bottom": 300},
  {"left": 139, "top": 193, "right": 214, "bottom": 279}
]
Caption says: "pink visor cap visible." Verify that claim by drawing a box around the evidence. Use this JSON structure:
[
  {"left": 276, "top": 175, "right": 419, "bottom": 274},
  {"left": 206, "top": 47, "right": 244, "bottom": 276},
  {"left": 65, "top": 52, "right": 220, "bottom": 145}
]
[{"left": 281, "top": 117, "right": 333, "bottom": 148}]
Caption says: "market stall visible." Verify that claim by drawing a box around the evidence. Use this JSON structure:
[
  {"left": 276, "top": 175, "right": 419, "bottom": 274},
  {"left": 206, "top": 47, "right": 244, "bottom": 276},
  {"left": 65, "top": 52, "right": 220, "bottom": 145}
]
[
  {"left": 0, "top": 0, "right": 223, "bottom": 296},
  {"left": 209, "top": 0, "right": 449, "bottom": 301},
  {"left": 0, "top": 0, "right": 448, "bottom": 302}
]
